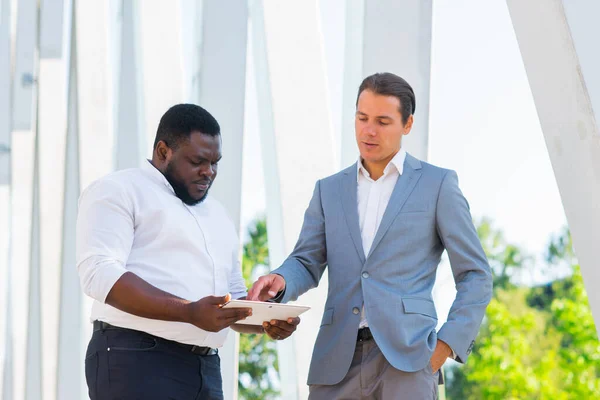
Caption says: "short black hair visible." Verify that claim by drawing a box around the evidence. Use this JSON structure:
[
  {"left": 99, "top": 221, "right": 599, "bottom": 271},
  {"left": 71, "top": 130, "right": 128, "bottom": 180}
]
[
  {"left": 153, "top": 104, "right": 220, "bottom": 149},
  {"left": 356, "top": 73, "right": 416, "bottom": 124}
]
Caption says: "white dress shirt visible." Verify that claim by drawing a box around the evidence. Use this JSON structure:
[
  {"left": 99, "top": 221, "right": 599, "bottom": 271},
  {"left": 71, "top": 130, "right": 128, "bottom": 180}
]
[{"left": 76, "top": 160, "right": 247, "bottom": 347}]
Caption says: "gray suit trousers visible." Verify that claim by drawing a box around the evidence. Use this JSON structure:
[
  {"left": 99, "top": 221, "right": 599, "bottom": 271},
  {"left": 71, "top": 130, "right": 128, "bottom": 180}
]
[{"left": 308, "top": 339, "right": 441, "bottom": 400}]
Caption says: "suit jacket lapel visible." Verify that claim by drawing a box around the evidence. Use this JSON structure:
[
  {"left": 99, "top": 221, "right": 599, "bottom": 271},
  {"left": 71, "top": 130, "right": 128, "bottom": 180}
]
[
  {"left": 367, "top": 154, "right": 423, "bottom": 258},
  {"left": 340, "top": 167, "right": 366, "bottom": 264}
]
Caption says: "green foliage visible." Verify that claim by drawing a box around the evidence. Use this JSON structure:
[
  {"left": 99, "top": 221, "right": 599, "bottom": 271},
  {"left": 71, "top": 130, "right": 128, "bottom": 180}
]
[
  {"left": 238, "top": 217, "right": 281, "bottom": 400},
  {"left": 446, "top": 222, "right": 600, "bottom": 399},
  {"left": 475, "top": 218, "right": 531, "bottom": 290}
]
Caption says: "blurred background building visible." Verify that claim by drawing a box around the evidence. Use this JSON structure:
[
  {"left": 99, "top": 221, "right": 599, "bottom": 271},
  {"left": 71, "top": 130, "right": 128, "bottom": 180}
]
[{"left": 1, "top": 0, "right": 599, "bottom": 399}]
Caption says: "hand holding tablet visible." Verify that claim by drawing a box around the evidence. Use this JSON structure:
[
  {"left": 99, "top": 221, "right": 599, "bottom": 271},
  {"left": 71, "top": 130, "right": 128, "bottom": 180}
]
[{"left": 221, "top": 299, "right": 310, "bottom": 326}]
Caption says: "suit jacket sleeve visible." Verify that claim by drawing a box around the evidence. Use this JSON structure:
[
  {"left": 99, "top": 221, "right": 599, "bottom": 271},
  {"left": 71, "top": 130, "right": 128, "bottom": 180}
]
[
  {"left": 272, "top": 180, "right": 328, "bottom": 303},
  {"left": 435, "top": 170, "right": 493, "bottom": 363}
]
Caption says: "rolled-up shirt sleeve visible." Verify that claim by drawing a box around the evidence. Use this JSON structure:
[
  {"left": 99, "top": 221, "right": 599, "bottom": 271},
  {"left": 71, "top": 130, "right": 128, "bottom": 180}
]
[{"left": 76, "top": 178, "right": 133, "bottom": 303}]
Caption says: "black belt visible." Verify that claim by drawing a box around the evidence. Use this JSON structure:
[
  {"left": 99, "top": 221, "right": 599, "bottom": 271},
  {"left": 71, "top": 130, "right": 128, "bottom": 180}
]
[
  {"left": 357, "top": 327, "right": 373, "bottom": 342},
  {"left": 93, "top": 321, "right": 218, "bottom": 356}
]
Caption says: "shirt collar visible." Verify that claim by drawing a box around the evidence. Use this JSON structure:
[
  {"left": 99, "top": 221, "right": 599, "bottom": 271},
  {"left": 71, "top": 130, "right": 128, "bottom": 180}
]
[
  {"left": 142, "top": 159, "right": 175, "bottom": 194},
  {"left": 356, "top": 148, "right": 406, "bottom": 182}
]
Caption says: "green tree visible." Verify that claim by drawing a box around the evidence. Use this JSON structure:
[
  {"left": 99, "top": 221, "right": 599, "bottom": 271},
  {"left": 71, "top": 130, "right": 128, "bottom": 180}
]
[
  {"left": 546, "top": 230, "right": 600, "bottom": 397},
  {"left": 446, "top": 222, "right": 600, "bottom": 399},
  {"left": 475, "top": 217, "right": 531, "bottom": 290},
  {"left": 238, "top": 217, "right": 281, "bottom": 400}
]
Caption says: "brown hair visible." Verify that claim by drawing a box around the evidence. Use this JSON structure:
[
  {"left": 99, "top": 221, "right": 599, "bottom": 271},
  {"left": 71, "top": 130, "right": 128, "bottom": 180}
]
[{"left": 356, "top": 73, "right": 416, "bottom": 124}]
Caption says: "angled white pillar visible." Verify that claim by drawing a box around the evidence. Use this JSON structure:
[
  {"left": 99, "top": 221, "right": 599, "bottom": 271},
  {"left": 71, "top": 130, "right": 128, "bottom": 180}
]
[
  {"left": 340, "top": 0, "right": 365, "bottom": 168},
  {"left": 25, "top": 136, "right": 42, "bottom": 400},
  {"left": 198, "top": 0, "right": 247, "bottom": 229},
  {"left": 251, "top": 1, "right": 336, "bottom": 398},
  {"left": 39, "top": 0, "right": 65, "bottom": 59},
  {"left": 361, "top": 0, "right": 432, "bottom": 161},
  {"left": 506, "top": 0, "right": 600, "bottom": 336},
  {"left": 9, "top": 127, "right": 37, "bottom": 400},
  {"left": 15, "top": 2, "right": 44, "bottom": 398},
  {"left": 75, "top": 2, "right": 113, "bottom": 376},
  {"left": 12, "top": 0, "right": 37, "bottom": 131},
  {"left": 0, "top": 0, "right": 10, "bottom": 184},
  {"left": 76, "top": 0, "right": 113, "bottom": 188},
  {"left": 138, "top": 0, "right": 184, "bottom": 156},
  {"left": 56, "top": 2, "right": 83, "bottom": 399},
  {"left": 180, "top": 0, "right": 203, "bottom": 105},
  {"left": 113, "top": 0, "right": 145, "bottom": 170},
  {"left": 1, "top": 0, "right": 13, "bottom": 396},
  {"left": 187, "top": 2, "right": 249, "bottom": 399},
  {"left": 37, "top": 3, "right": 70, "bottom": 398}
]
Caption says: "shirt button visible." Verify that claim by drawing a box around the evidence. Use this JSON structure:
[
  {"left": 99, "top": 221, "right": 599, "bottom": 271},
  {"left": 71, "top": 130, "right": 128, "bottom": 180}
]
[
  {"left": 352, "top": 307, "right": 360, "bottom": 315},
  {"left": 362, "top": 272, "right": 369, "bottom": 279}
]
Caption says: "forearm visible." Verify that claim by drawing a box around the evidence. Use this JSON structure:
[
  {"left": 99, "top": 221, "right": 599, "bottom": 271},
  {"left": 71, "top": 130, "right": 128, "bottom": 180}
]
[{"left": 105, "top": 272, "right": 191, "bottom": 323}]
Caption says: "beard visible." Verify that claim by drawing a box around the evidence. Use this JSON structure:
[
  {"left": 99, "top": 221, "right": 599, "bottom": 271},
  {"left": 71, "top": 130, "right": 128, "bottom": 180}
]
[{"left": 164, "top": 162, "right": 210, "bottom": 206}]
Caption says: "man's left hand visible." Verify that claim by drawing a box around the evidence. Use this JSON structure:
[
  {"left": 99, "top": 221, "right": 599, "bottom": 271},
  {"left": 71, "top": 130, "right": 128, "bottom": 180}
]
[
  {"left": 263, "top": 317, "right": 301, "bottom": 340},
  {"left": 430, "top": 339, "right": 452, "bottom": 373}
]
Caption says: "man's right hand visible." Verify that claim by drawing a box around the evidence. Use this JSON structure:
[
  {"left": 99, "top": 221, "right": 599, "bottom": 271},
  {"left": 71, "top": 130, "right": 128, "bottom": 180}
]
[
  {"left": 185, "top": 293, "right": 252, "bottom": 332},
  {"left": 247, "top": 274, "right": 286, "bottom": 301}
]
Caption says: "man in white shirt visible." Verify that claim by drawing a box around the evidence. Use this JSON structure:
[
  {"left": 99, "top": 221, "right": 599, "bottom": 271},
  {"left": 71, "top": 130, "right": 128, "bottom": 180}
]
[
  {"left": 77, "top": 104, "right": 299, "bottom": 400},
  {"left": 249, "top": 73, "right": 492, "bottom": 399}
]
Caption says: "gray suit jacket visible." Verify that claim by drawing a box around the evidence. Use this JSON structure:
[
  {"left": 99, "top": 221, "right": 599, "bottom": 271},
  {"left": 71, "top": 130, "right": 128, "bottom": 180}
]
[{"left": 273, "top": 153, "right": 493, "bottom": 386}]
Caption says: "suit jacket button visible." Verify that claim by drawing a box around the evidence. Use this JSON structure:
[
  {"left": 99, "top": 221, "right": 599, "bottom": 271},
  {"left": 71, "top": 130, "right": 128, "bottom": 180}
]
[
  {"left": 362, "top": 272, "right": 369, "bottom": 279},
  {"left": 352, "top": 307, "right": 360, "bottom": 315}
]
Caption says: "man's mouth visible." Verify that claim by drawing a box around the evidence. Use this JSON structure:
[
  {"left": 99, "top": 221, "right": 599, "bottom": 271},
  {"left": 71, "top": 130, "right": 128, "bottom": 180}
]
[{"left": 194, "top": 181, "right": 211, "bottom": 191}]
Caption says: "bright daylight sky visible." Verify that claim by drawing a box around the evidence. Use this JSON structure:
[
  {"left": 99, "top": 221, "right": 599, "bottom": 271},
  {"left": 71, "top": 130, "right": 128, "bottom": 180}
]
[{"left": 241, "top": 0, "right": 567, "bottom": 285}]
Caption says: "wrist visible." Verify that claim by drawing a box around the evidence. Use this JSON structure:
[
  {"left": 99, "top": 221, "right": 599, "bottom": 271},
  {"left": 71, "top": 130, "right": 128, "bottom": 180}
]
[
  {"left": 437, "top": 339, "right": 452, "bottom": 358},
  {"left": 178, "top": 300, "right": 194, "bottom": 324},
  {"left": 273, "top": 274, "right": 286, "bottom": 289}
]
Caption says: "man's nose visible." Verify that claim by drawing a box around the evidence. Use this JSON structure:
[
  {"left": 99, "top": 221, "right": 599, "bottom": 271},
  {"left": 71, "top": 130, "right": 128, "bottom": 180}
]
[
  {"left": 363, "top": 124, "right": 377, "bottom": 136},
  {"left": 199, "top": 164, "right": 215, "bottom": 179}
]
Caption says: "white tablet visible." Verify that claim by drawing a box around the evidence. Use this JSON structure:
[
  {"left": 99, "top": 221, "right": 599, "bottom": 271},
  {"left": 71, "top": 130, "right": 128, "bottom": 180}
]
[{"left": 221, "top": 299, "right": 310, "bottom": 326}]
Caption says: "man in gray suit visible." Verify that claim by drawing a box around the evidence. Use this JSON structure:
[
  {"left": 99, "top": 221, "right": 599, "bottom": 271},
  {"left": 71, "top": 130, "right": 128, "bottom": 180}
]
[{"left": 248, "top": 72, "right": 493, "bottom": 399}]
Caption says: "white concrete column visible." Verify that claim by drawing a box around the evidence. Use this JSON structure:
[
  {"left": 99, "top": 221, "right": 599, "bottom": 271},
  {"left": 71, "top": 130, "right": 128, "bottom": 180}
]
[
  {"left": 75, "top": 2, "right": 113, "bottom": 371},
  {"left": 251, "top": 1, "right": 336, "bottom": 398},
  {"left": 37, "top": 2, "right": 70, "bottom": 396},
  {"left": 197, "top": 0, "right": 247, "bottom": 229},
  {"left": 56, "top": 2, "right": 83, "bottom": 399},
  {"left": 113, "top": 0, "right": 146, "bottom": 170},
  {"left": 340, "top": 0, "right": 365, "bottom": 168},
  {"left": 0, "top": 0, "right": 13, "bottom": 395},
  {"left": 0, "top": 0, "right": 11, "bottom": 184},
  {"left": 506, "top": 0, "right": 600, "bottom": 337},
  {"left": 25, "top": 135, "right": 42, "bottom": 400},
  {"left": 39, "top": 0, "right": 65, "bottom": 59},
  {"left": 9, "top": 126, "right": 37, "bottom": 400},
  {"left": 12, "top": 0, "right": 37, "bottom": 131},
  {"left": 180, "top": 0, "right": 203, "bottom": 105},
  {"left": 188, "top": 2, "right": 249, "bottom": 398},
  {"left": 76, "top": 0, "right": 113, "bottom": 189},
  {"left": 138, "top": 0, "right": 184, "bottom": 156},
  {"left": 361, "top": 0, "right": 433, "bottom": 161}
]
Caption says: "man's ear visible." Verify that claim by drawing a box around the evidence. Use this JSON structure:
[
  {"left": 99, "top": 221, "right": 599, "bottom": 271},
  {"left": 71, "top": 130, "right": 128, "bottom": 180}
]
[
  {"left": 155, "top": 140, "right": 171, "bottom": 162},
  {"left": 403, "top": 114, "right": 414, "bottom": 135}
]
